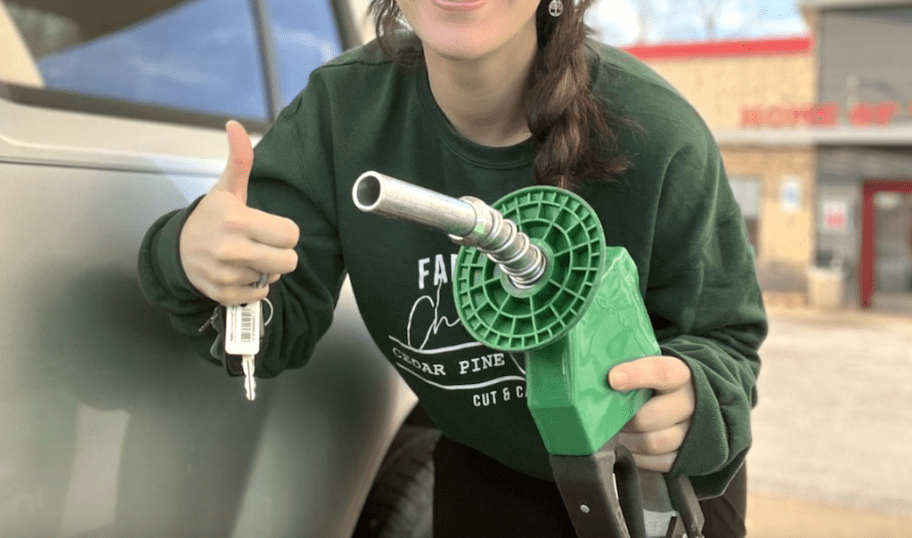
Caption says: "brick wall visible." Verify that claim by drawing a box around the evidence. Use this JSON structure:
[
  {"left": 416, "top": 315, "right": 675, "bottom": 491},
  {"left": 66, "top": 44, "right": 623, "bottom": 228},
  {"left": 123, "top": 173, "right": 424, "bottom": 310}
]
[
  {"left": 720, "top": 145, "right": 817, "bottom": 291},
  {"left": 627, "top": 39, "right": 820, "bottom": 298},
  {"left": 647, "top": 53, "right": 816, "bottom": 130}
]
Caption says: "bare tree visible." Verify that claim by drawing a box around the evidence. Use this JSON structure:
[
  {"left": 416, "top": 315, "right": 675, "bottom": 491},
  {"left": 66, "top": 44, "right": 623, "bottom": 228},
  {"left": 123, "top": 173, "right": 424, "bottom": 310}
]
[
  {"left": 695, "top": 0, "right": 725, "bottom": 38},
  {"left": 619, "top": 0, "right": 768, "bottom": 42},
  {"left": 635, "top": 0, "right": 651, "bottom": 42}
]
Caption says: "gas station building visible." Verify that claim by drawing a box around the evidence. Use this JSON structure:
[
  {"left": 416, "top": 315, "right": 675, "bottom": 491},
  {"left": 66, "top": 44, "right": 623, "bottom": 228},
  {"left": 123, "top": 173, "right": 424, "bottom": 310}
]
[{"left": 623, "top": 0, "right": 912, "bottom": 312}]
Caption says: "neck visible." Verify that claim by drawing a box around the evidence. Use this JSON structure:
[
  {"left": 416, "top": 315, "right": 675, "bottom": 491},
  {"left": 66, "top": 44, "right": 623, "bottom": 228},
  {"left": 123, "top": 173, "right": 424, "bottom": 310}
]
[{"left": 424, "top": 30, "right": 538, "bottom": 147}]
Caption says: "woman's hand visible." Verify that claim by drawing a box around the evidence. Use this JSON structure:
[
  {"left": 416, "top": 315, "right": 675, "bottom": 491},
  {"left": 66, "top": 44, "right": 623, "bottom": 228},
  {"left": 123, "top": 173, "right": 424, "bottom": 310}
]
[
  {"left": 608, "top": 355, "right": 695, "bottom": 473},
  {"left": 179, "top": 121, "right": 300, "bottom": 306}
]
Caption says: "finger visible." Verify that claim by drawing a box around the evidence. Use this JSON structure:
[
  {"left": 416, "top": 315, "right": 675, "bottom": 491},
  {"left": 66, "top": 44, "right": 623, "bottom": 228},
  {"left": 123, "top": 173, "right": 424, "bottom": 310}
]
[
  {"left": 630, "top": 452, "right": 677, "bottom": 473},
  {"left": 195, "top": 268, "right": 271, "bottom": 306},
  {"left": 215, "top": 284, "right": 270, "bottom": 307},
  {"left": 240, "top": 243, "right": 299, "bottom": 275},
  {"left": 244, "top": 208, "right": 300, "bottom": 249},
  {"left": 214, "top": 120, "right": 254, "bottom": 204},
  {"left": 609, "top": 355, "right": 691, "bottom": 393},
  {"left": 621, "top": 389, "right": 695, "bottom": 433},
  {"left": 214, "top": 240, "right": 298, "bottom": 276},
  {"left": 618, "top": 420, "right": 690, "bottom": 457},
  {"left": 207, "top": 263, "right": 265, "bottom": 289}
]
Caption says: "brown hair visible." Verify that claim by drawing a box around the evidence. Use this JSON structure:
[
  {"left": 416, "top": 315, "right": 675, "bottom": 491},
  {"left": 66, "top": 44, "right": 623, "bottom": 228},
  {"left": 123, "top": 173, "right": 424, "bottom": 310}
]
[{"left": 368, "top": 0, "right": 631, "bottom": 189}]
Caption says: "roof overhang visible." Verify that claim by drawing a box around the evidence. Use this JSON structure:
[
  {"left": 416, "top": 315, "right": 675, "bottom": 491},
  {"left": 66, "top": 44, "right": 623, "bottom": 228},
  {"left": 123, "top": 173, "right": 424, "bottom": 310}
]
[
  {"left": 713, "top": 126, "right": 912, "bottom": 147},
  {"left": 622, "top": 37, "right": 812, "bottom": 60},
  {"left": 799, "top": 0, "right": 912, "bottom": 22},
  {"left": 800, "top": 0, "right": 912, "bottom": 9}
]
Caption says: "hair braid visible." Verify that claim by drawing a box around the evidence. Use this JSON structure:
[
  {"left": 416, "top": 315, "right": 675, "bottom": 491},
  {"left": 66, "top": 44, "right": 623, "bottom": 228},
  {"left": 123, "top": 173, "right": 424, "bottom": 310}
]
[{"left": 526, "top": 0, "right": 630, "bottom": 189}]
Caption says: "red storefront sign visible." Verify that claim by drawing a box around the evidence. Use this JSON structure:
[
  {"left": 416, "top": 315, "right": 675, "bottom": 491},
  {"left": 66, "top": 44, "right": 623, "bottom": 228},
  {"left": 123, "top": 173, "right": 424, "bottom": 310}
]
[
  {"left": 741, "top": 101, "right": 909, "bottom": 127},
  {"left": 821, "top": 200, "right": 848, "bottom": 232}
]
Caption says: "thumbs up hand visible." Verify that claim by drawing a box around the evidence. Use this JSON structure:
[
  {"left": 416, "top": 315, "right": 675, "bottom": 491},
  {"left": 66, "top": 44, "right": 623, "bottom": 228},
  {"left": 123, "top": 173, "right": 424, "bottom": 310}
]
[{"left": 179, "top": 121, "right": 300, "bottom": 306}]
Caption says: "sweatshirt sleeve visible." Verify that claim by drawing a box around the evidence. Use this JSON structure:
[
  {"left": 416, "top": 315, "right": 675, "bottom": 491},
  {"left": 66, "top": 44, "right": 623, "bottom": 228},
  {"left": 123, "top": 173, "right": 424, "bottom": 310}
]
[
  {"left": 644, "top": 135, "right": 767, "bottom": 499},
  {"left": 137, "top": 197, "right": 222, "bottom": 364},
  {"left": 137, "top": 82, "right": 346, "bottom": 377}
]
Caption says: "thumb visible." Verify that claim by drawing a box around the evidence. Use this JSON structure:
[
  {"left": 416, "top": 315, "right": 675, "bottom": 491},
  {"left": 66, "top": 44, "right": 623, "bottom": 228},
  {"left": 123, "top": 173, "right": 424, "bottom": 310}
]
[
  {"left": 608, "top": 356, "right": 690, "bottom": 393},
  {"left": 214, "top": 120, "right": 254, "bottom": 204}
]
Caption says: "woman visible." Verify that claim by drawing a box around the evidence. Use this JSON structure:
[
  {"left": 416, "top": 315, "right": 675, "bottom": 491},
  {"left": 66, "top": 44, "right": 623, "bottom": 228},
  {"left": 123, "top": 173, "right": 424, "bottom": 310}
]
[{"left": 138, "top": 0, "right": 766, "bottom": 535}]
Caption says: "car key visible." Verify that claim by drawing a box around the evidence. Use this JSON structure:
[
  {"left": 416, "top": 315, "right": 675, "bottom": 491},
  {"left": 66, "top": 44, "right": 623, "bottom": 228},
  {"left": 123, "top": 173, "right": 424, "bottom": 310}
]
[{"left": 225, "top": 302, "right": 262, "bottom": 401}]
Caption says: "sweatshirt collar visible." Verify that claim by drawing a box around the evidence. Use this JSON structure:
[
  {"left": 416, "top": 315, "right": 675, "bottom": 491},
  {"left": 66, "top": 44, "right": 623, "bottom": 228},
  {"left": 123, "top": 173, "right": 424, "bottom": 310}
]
[{"left": 415, "top": 66, "right": 535, "bottom": 170}]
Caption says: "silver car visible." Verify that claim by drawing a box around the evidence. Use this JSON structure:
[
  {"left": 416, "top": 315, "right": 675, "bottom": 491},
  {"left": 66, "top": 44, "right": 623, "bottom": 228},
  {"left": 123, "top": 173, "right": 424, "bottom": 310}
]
[{"left": 0, "top": 1, "right": 435, "bottom": 536}]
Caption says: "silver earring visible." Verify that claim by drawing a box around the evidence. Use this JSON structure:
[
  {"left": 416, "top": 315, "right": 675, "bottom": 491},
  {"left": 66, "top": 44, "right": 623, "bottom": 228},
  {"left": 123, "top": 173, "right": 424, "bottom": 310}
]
[{"left": 548, "top": 0, "right": 563, "bottom": 16}]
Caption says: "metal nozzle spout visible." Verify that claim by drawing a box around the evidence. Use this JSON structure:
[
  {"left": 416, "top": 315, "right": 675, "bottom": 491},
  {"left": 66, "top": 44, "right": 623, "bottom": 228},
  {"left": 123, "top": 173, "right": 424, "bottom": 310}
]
[
  {"left": 353, "top": 171, "right": 546, "bottom": 288},
  {"left": 353, "top": 171, "right": 478, "bottom": 238}
]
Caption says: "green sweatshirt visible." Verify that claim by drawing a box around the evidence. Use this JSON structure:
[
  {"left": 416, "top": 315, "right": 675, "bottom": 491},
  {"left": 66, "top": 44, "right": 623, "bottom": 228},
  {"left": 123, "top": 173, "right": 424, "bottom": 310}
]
[{"left": 138, "top": 39, "right": 766, "bottom": 498}]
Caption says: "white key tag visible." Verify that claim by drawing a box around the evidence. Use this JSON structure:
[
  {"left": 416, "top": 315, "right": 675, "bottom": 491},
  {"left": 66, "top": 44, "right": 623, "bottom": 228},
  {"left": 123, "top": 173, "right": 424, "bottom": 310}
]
[
  {"left": 226, "top": 302, "right": 261, "bottom": 401},
  {"left": 225, "top": 302, "right": 262, "bottom": 356}
]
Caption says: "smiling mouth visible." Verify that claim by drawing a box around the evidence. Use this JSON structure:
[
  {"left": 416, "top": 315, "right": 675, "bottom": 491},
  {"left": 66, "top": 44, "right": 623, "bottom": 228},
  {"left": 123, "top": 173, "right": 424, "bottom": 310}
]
[{"left": 432, "top": 0, "right": 486, "bottom": 11}]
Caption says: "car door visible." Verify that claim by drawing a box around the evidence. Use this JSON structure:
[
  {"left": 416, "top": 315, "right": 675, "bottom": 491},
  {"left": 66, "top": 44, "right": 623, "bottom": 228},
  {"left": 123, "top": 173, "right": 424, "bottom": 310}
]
[{"left": 0, "top": 1, "right": 415, "bottom": 536}]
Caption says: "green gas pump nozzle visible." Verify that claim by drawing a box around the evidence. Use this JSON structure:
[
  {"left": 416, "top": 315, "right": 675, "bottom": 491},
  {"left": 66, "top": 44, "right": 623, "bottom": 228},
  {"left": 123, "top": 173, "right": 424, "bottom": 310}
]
[{"left": 353, "top": 172, "right": 705, "bottom": 538}]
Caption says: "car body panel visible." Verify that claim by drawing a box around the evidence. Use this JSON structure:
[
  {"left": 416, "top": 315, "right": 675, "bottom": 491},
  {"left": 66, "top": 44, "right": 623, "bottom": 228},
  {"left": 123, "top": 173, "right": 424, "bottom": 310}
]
[{"left": 0, "top": 1, "right": 418, "bottom": 535}]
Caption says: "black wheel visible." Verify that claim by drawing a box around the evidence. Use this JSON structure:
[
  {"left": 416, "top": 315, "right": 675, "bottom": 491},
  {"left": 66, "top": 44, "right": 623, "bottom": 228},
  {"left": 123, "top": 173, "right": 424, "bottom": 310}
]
[{"left": 353, "top": 425, "right": 440, "bottom": 538}]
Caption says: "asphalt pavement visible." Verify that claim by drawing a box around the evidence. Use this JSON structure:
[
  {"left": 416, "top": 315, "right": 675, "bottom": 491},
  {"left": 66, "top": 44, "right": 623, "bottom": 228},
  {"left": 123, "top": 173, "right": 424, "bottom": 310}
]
[{"left": 745, "top": 303, "right": 912, "bottom": 537}]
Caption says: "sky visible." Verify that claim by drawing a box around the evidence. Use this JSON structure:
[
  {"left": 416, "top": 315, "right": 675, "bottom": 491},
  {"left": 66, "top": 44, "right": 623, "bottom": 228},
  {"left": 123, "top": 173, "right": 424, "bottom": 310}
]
[{"left": 588, "top": 0, "right": 808, "bottom": 45}]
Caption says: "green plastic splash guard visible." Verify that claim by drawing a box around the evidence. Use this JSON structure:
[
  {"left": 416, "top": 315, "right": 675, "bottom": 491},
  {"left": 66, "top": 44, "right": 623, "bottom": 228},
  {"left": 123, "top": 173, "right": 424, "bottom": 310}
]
[{"left": 454, "top": 187, "right": 605, "bottom": 351}]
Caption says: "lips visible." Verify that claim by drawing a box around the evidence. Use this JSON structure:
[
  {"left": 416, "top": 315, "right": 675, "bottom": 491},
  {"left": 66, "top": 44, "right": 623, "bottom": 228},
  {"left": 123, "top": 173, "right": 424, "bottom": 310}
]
[{"left": 432, "top": 0, "right": 486, "bottom": 11}]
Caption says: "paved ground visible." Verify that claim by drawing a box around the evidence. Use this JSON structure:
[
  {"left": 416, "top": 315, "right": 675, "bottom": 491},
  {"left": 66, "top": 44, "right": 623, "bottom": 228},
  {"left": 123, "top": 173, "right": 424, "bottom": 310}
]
[
  {"left": 747, "top": 493, "right": 912, "bottom": 538},
  {"left": 745, "top": 304, "right": 912, "bottom": 537}
]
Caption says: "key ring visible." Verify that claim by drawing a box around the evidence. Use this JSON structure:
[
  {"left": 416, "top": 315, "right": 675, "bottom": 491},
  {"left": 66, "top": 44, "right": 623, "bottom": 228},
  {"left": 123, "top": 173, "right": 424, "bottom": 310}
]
[
  {"left": 252, "top": 272, "right": 269, "bottom": 289},
  {"left": 262, "top": 297, "right": 274, "bottom": 327}
]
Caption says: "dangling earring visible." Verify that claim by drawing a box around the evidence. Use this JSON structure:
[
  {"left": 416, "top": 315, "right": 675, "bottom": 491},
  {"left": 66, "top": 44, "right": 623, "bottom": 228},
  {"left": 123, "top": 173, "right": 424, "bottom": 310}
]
[{"left": 549, "top": 0, "right": 564, "bottom": 17}]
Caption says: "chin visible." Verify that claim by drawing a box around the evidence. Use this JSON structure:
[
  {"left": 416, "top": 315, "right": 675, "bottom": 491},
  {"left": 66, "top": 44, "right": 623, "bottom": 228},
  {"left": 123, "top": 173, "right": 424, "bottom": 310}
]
[
  {"left": 420, "top": 30, "right": 499, "bottom": 62},
  {"left": 430, "top": 45, "right": 489, "bottom": 62}
]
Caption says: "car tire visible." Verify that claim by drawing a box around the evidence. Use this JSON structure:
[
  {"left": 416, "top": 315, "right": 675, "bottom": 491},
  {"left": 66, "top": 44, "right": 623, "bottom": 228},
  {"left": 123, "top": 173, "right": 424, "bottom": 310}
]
[{"left": 353, "top": 425, "right": 440, "bottom": 538}]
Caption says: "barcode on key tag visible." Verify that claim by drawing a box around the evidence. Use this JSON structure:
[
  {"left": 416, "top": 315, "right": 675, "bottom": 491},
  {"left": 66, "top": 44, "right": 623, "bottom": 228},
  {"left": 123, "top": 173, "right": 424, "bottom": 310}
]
[{"left": 225, "top": 302, "right": 262, "bottom": 356}]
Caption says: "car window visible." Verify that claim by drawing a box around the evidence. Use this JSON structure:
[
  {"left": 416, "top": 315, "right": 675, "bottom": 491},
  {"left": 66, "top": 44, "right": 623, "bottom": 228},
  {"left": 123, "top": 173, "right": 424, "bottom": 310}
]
[
  {"left": 4, "top": 0, "right": 269, "bottom": 121},
  {"left": 267, "top": 0, "right": 342, "bottom": 107}
]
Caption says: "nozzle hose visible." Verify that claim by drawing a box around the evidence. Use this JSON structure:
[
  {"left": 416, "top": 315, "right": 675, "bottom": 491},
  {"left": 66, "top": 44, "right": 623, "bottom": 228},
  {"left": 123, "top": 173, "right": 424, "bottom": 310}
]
[{"left": 353, "top": 171, "right": 546, "bottom": 288}]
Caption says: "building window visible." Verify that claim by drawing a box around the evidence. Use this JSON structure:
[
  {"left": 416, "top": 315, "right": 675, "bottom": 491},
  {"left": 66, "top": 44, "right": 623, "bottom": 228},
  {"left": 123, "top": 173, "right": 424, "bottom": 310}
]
[{"left": 729, "top": 177, "right": 762, "bottom": 256}]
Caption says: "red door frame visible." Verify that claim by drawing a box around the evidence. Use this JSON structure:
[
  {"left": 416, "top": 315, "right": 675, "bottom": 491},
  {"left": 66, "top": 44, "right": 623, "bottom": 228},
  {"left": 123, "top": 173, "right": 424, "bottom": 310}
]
[{"left": 860, "top": 180, "right": 912, "bottom": 308}]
